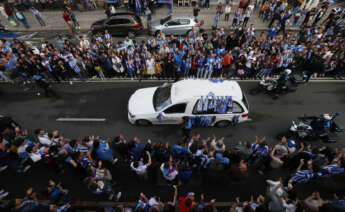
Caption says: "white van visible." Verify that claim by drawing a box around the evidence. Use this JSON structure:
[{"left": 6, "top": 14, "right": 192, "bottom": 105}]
[{"left": 127, "top": 79, "right": 250, "bottom": 127}]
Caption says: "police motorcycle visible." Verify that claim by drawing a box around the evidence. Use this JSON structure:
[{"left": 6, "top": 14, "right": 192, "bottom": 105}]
[
  {"left": 249, "top": 69, "right": 305, "bottom": 99},
  {"left": 277, "top": 113, "right": 345, "bottom": 143}
]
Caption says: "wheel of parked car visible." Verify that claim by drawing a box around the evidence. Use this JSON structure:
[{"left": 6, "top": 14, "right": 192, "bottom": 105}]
[
  {"left": 215, "top": 120, "right": 230, "bottom": 128},
  {"left": 136, "top": 119, "right": 152, "bottom": 126}
]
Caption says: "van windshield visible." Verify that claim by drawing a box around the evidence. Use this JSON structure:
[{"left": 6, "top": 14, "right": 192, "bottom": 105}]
[{"left": 153, "top": 84, "right": 172, "bottom": 111}]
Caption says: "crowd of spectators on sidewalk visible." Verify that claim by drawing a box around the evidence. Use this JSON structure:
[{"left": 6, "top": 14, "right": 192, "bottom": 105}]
[
  {"left": 0, "top": 9, "right": 344, "bottom": 95},
  {"left": 0, "top": 1, "right": 344, "bottom": 86},
  {"left": 2, "top": 115, "right": 345, "bottom": 211}
]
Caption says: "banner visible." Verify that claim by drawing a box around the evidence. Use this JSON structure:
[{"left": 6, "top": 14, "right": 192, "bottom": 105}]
[{"left": 197, "top": 92, "right": 232, "bottom": 114}]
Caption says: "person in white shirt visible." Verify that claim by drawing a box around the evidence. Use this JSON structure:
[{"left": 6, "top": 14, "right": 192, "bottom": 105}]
[
  {"left": 131, "top": 151, "right": 152, "bottom": 179},
  {"left": 37, "top": 129, "right": 52, "bottom": 146},
  {"left": 109, "top": 5, "right": 116, "bottom": 15},
  {"left": 224, "top": 4, "right": 231, "bottom": 21},
  {"left": 160, "top": 157, "right": 178, "bottom": 182},
  {"left": 281, "top": 197, "right": 297, "bottom": 212},
  {"left": 79, "top": 36, "right": 90, "bottom": 50},
  {"left": 243, "top": 7, "right": 252, "bottom": 27},
  {"left": 210, "top": 136, "right": 225, "bottom": 153}
]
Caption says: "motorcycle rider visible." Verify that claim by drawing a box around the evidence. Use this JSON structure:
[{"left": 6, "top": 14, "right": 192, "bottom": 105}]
[{"left": 276, "top": 69, "right": 291, "bottom": 91}]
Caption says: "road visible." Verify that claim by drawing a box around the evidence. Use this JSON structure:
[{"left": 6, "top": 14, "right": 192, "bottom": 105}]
[{"left": 1, "top": 81, "right": 345, "bottom": 203}]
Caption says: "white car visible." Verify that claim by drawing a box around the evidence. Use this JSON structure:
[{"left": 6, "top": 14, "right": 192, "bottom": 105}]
[
  {"left": 127, "top": 79, "right": 250, "bottom": 127},
  {"left": 149, "top": 14, "right": 199, "bottom": 36}
]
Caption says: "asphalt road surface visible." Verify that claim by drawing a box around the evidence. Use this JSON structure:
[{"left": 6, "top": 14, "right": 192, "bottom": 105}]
[{"left": 1, "top": 81, "right": 345, "bottom": 203}]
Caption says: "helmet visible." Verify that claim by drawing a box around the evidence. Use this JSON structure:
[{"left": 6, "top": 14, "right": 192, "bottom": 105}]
[
  {"left": 288, "top": 140, "right": 296, "bottom": 148},
  {"left": 284, "top": 69, "right": 292, "bottom": 75},
  {"left": 323, "top": 114, "right": 332, "bottom": 120}
]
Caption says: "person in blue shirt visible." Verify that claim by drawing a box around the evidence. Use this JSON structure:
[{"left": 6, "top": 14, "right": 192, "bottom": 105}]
[
  {"left": 214, "top": 55, "right": 223, "bottom": 77},
  {"left": 93, "top": 139, "right": 118, "bottom": 164},
  {"left": 204, "top": 54, "right": 214, "bottom": 78},
  {"left": 145, "top": 7, "right": 152, "bottom": 29},
  {"left": 249, "top": 136, "right": 270, "bottom": 175},
  {"left": 182, "top": 117, "right": 192, "bottom": 139},
  {"left": 129, "top": 137, "right": 144, "bottom": 161},
  {"left": 174, "top": 50, "right": 183, "bottom": 80},
  {"left": 267, "top": 25, "right": 278, "bottom": 38},
  {"left": 183, "top": 55, "right": 192, "bottom": 77},
  {"left": 68, "top": 56, "right": 85, "bottom": 80},
  {"left": 173, "top": 140, "right": 187, "bottom": 159},
  {"left": 47, "top": 180, "right": 74, "bottom": 204},
  {"left": 135, "top": 0, "right": 142, "bottom": 17},
  {"left": 197, "top": 55, "right": 205, "bottom": 78},
  {"left": 178, "top": 161, "right": 192, "bottom": 183},
  {"left": 288, "top": 158, "right": 315, "bottom": 186}
]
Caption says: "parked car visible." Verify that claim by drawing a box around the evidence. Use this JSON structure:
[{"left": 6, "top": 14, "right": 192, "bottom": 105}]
[
  {"left": 91, "top": 12, "right": 143, "bottom": 37},
  {"left": 149, "top": 14, "right": 199, "bottom": 36}
]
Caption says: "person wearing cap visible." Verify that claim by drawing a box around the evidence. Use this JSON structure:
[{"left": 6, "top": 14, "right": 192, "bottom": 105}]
[{"left": 287, "top": 140, "right": 296, "bottom": 154}]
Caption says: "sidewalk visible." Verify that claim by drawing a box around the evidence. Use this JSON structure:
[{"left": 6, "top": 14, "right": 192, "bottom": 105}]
[{"left": 1, "top": 4, "right": 300, "bottom": 33}]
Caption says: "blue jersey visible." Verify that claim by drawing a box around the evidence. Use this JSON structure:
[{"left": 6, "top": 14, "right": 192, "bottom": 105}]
[
  {"left": 252, "top": 144, "right": 269, "bottom": 158},
  {"left": 172, "top": 145, "right": 187, "bottom": 157},
  {"left": 197, "top": 58, "right": 204, "bottom": 68},
  {"left": 291, "top": 170, "right": 314, "bottom": 183},
  {"left": 318, "top": 164, "right": 344, "bottom": 177}
]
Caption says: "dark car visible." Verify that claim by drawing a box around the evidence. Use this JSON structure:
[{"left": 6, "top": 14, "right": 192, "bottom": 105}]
[{"left": 91, "top": 12, "right": 143, "bottom": 37}]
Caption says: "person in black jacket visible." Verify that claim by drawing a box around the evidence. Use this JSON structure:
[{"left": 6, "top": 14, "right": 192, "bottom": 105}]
[
  {"left": 193, "top": 5, "right": 200, "bottom": 22},
  {"left": 164, "top": 53, "right": 175, "bottom": 80},
  {"left": 33, "top": 74, "right": 59, "bottom": 98}
]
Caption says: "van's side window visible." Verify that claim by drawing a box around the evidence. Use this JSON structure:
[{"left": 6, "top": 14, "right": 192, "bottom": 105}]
[
  {"left": 229, "top": 102, "right": 244, "bottom": 113},
  {"left": 193, "top": 100, "right": 244, "bottom": 114},
  {"left": 164, "top": 103, "right": 187, "bottom": 114},
  {"left": 192, "top": 100, "right": 217, "bottom": 114}
]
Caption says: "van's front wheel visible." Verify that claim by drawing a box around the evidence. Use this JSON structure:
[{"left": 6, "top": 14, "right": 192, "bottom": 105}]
[
  {"left": 136, "top": 119, "right": 152, "bottom": 126},
  {"left": 215, "top": 120, "right": 231, "bottom": 128}
]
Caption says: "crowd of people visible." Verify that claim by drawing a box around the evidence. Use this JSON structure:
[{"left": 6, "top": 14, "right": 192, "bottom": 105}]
[
  {"left": 1, "top": 115, "right": 345, "bottom": 211},
  {"left": 0, "top": 1, "right": 344, "bottom": 89},
  {"left": 0, "top": 17, "right": 345, "bottom": 94}
]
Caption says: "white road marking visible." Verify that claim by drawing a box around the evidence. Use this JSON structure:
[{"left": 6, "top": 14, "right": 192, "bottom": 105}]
[
  {"left": 18, "top": 32, "right": 38, "bottom": 39},
  {"left": 56, "top": 118, "right": 106, "bottom": 122},
  {"left": 30, "top": 37, "right": 44, "bottom": 40}
]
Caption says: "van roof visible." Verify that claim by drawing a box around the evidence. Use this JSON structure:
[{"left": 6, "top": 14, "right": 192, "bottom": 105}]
[{"left": 171, "top": 79, "right": 243, "bottom": 103}]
